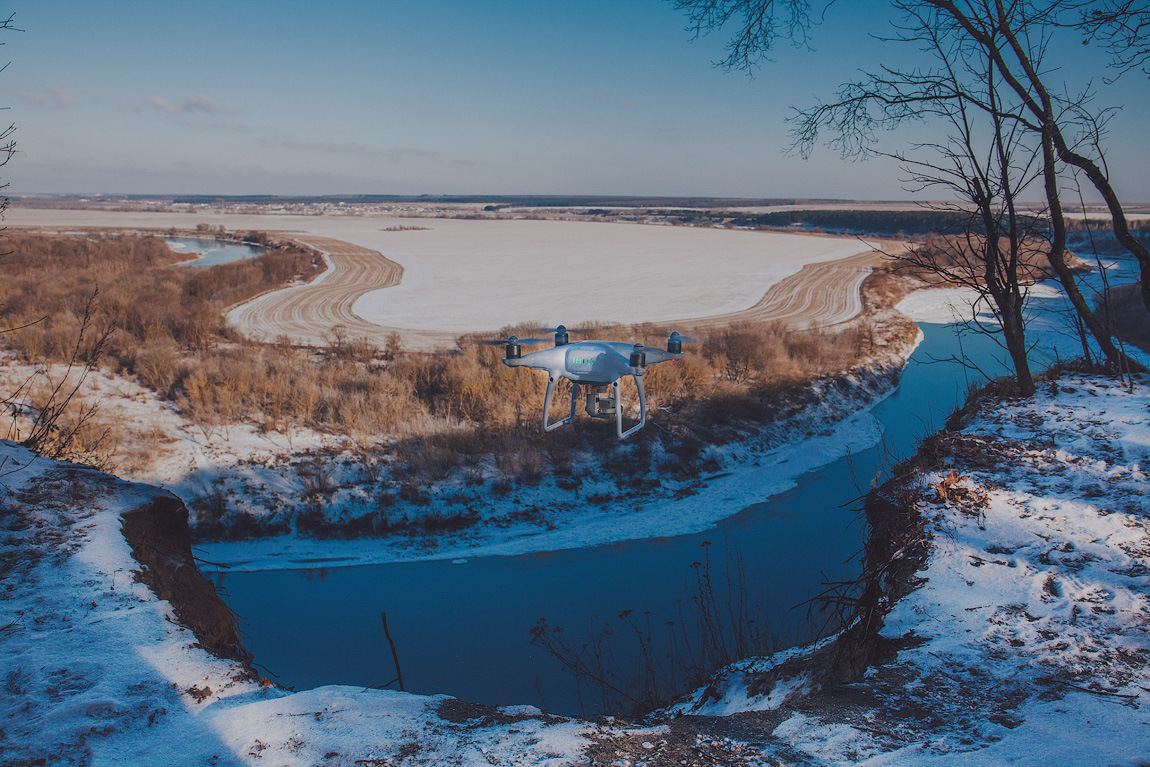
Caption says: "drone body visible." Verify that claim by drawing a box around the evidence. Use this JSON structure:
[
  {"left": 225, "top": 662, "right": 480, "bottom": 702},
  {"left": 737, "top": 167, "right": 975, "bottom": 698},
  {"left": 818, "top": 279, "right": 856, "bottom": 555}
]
[{"left": 500, "top": 327, "right": 684, "bottom": 439}]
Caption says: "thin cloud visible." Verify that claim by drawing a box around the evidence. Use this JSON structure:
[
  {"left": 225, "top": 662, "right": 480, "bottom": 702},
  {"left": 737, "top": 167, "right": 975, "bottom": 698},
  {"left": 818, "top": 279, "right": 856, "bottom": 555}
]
[
  {"left": 179, "top": 119, "right": 251, "bottom": 133},
  {"left": 21, "top": 85, "right": 81, "bottom": 107},
  {"left": 144, "top": 94, "right": 240, "bottom": 116}
]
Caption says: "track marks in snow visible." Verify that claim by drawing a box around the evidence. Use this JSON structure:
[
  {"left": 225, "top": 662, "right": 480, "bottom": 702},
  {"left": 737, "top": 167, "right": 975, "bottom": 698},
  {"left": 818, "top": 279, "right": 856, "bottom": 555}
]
[{"left": 228, "top": 237, "right": 879, "bottom": 350}]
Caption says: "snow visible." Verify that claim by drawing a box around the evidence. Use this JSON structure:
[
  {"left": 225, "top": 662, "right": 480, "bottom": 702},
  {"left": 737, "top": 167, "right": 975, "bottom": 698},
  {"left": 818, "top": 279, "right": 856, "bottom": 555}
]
[
  {"left": 894, "top": 282, "right": 1066, "bottom": 325},
  {"left": 6, "top": 366, "right": 1150, "bottom": 764},
  {"left": 0, "top": 440, "right": 594, "bottom": 766},
  {"left": 345, "top": 220, "right": 875, "bottom": 331},
  {"left": 669, "top": 372, "right": 1150, "bottom": 764},
  {"left": 198, "top": 394, "right": 893, "bottom": 571}
]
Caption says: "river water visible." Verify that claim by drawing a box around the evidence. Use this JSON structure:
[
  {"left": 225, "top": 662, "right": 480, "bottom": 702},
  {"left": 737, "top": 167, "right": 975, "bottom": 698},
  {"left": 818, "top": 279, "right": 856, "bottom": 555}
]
[
  {"left": 210, "top": 251, "right": 1139, "bottom": 716},
  {"left": 167, "top": 237, "right": 263, "bottom": 267},
  {"left": 210, "top": 320, "right": 1029, "bottom": 715}
]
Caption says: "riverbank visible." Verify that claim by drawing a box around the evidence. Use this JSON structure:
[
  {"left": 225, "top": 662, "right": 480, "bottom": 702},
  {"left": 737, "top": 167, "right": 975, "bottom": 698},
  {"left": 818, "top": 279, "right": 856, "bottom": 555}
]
[
  {"left": 196, "top": 336, "right": 916, "bottom": 571},
  {"left": 0, "top": 317, "right": 916, "bottom": 572},
  {"left": 4, "top": 369, "right": 1147, "bottom": 765},
  {"left": 637, "top": 369, "right": 1150, "bottom": 765}
]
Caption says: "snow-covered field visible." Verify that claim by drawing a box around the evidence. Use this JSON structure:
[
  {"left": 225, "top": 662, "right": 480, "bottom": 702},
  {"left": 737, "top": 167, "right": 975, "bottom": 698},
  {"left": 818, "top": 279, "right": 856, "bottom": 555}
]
[
  {"left": 344, "top": 220, "right": 874, "bottom": 331},
  {"left": 6, "top": 208, "right": 877, "bottom": 334},
  {"left": 5, "top": 372, "right": 1148, "bottom": 765}
]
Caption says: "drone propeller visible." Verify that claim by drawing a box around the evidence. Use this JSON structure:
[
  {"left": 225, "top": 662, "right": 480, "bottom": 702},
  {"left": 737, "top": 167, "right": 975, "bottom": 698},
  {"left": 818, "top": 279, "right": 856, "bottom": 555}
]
[{"left": 475, "top": 335, "right": 552, "bottom": 346}]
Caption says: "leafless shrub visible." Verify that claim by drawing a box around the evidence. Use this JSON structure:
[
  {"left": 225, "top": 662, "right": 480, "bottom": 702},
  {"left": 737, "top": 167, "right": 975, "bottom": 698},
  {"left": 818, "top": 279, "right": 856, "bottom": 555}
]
[
  {"left": 325, "top": 325, "right": 378, "bottom": 364},
  {"left": 298, "top": 455, "right": 336, "bottom": 508},
  {"left": 530, "top": 539, "right": 777, "bottom": 717},
  {"left": 3, "top": 290, "right": 117, "bottom": 468}
]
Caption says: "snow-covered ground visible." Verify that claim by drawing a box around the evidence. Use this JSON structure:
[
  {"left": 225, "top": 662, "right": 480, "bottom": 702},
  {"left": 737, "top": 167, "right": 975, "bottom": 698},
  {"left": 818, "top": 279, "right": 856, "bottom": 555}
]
[
  {"left": 0, "top": 347, "right": 906, "bottom": 572},
  {"left": 6, "top": 208, "right": 877, "bottom": 332},
  {"left": 0, "top": 440, "right": 594, "bottom": 767},
  {"left": 661, "top": 372, "right": 1150, "bottom": 765},
  {"left": 345, "top": 221, "right": 874, "bottom": 331},
  {"left": 5, "top": 372, "right": 1148, "bottom": 765}
]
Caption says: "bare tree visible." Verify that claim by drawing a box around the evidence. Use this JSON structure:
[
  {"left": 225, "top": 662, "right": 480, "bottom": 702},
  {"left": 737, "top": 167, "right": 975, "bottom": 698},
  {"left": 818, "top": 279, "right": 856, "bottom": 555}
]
[
  {"left": 0, "top": 13, "right": 18, "bottom": 221},
  {"left": 791, "top": 0, "right": 1144, "bottom": 375},
  {"left": 1075, "top": 0, "right": 1150, "bottom": 79},
  {"left": 671, "top": 0, "right": 826, "bottom": 71},
  {"left": 673, "top": 0, "right": 1147, "bottom": 370},
  {"left": 875, "top": 49, "right": 1045, "bottom": 395},
  {"left": 927, "top": 0, "right": 1150, "bottom": 317}
]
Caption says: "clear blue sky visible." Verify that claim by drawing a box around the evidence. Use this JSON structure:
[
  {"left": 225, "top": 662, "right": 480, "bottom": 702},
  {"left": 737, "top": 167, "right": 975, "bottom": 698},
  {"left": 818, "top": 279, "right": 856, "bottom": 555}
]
[{"left": 1, "top": 0, "right": 1147, "bottom": 199}]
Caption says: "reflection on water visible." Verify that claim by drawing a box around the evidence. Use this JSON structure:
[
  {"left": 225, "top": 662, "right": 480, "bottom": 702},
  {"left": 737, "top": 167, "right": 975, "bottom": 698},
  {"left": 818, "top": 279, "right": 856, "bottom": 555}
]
[
  {"left": 211, "top": 255, "right": 1139, "bottom": 716},
  {"left": 168, "top": 238, "right": 263, "bottom": 267},
  {"left": 214, "top": 323, "right": 1009, "bottom": 714}
]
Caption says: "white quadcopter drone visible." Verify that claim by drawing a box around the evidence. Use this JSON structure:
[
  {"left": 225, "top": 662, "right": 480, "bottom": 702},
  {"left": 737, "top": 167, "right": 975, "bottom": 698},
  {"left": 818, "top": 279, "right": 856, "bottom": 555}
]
[{"left": 491, "top": 325, "right": 685, "bottom": 439}]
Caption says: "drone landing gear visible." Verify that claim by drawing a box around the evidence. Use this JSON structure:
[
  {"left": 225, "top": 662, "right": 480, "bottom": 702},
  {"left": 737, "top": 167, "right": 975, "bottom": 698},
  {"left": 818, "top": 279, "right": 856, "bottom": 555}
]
[
  {"left": 542, "top": 375, "right": 579, "bottom": 433},
  {"left": 541, "top": 376, "right": 647, "bottom": 439}
]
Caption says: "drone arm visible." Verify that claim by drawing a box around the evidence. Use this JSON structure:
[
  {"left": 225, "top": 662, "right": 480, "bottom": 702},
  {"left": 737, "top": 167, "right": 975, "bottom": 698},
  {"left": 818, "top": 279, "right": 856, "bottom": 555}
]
[
  {"left": 614, "top": 374, "right": 647, "bottom": 440},
  {"left": 542, "top": 375, "right": 576, "bottom": 432},
  {"left": 637, "top": 348, "right": 684, "bottom": 366}
]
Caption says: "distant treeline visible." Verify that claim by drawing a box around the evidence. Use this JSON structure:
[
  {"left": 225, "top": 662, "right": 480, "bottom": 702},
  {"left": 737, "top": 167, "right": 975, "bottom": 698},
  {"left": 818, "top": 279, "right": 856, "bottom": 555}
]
[
  {"left": 167, "top": 194, "right": 839, "bottom": 208},
  {"left": 659, "top": 208, "right": 1150, "bottom": 240},
  {"left": 17, "top": 193, "right": 852, "bottom": 209},
  {"left": 730, "top": 209, "right": 984, "bottom": 235}
]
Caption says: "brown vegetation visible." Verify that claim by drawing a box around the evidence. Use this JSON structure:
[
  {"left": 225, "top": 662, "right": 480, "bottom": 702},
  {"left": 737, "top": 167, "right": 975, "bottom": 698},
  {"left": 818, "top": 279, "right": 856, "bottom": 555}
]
[
  {"left": 1, "top": 232, "right": 915, "bottom": 535},
  {"left": 0, "top": 232, "right": 322, "bottom": 366},
  {"left": 879, "top": 233, "right": 1082, "bottom": 287}
]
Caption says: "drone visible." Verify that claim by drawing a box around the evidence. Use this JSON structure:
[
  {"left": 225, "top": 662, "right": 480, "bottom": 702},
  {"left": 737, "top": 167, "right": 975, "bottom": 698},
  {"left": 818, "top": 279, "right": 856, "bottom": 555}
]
[{"left": 491, "top": 325, "right": 685, "bottom": 439}]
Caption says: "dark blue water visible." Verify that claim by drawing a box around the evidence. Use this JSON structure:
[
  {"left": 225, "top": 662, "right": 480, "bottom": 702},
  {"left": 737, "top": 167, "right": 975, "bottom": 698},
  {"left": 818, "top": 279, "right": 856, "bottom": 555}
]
[
  {"left": 211, "top": 321, "right": 1025, "bottom": 714},
  {"left": 168, "top": 238, "right": 263, "bottom": 267},
  {"left": 208, "top": 248, "right": 1140, "bottom": 715}
]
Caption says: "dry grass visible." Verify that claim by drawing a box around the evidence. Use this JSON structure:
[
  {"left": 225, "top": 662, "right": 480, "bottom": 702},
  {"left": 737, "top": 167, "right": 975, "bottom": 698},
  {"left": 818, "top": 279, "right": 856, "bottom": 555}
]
[
  {"left": 879, "top": 233, "right": 1075, "bottom": 288},
  {"left": 0, "top": 232, "right": 322, "bottom": 367},
  {"left": 2, "top": 232, "right": 895, "bottom": 487}
]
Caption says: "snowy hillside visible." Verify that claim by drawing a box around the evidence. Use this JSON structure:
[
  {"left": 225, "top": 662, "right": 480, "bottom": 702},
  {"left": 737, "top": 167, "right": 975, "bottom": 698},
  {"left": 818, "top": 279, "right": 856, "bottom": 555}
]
[
  {"left": 665, "top": 372, "right": 1150, "bottom": 765},
  {"left": 0, "top": 441, "right": 591, "bottom": 766},
  {"left": 3, "top": 371, "right": 1148, "bottom": 765}
]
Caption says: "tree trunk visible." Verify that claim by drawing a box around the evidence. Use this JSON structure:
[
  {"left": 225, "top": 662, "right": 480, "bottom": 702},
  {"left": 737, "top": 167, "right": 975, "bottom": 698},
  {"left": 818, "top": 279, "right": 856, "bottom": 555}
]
[
  {"left": 1052, "top": 136, "right": 1150, "bottom": 314},
  {"left": 998, "top": 291, "right": 1036, "bottom": 396},
  {"left": 1041, "top": 125, "right": 1145, "bottom": 372}
]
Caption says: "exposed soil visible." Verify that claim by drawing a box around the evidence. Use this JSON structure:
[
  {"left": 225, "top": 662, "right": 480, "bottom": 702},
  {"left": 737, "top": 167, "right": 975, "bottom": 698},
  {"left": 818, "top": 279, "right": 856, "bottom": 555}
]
[{"left": 121, "top": 493, "right": 252, "bottom": 664}]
